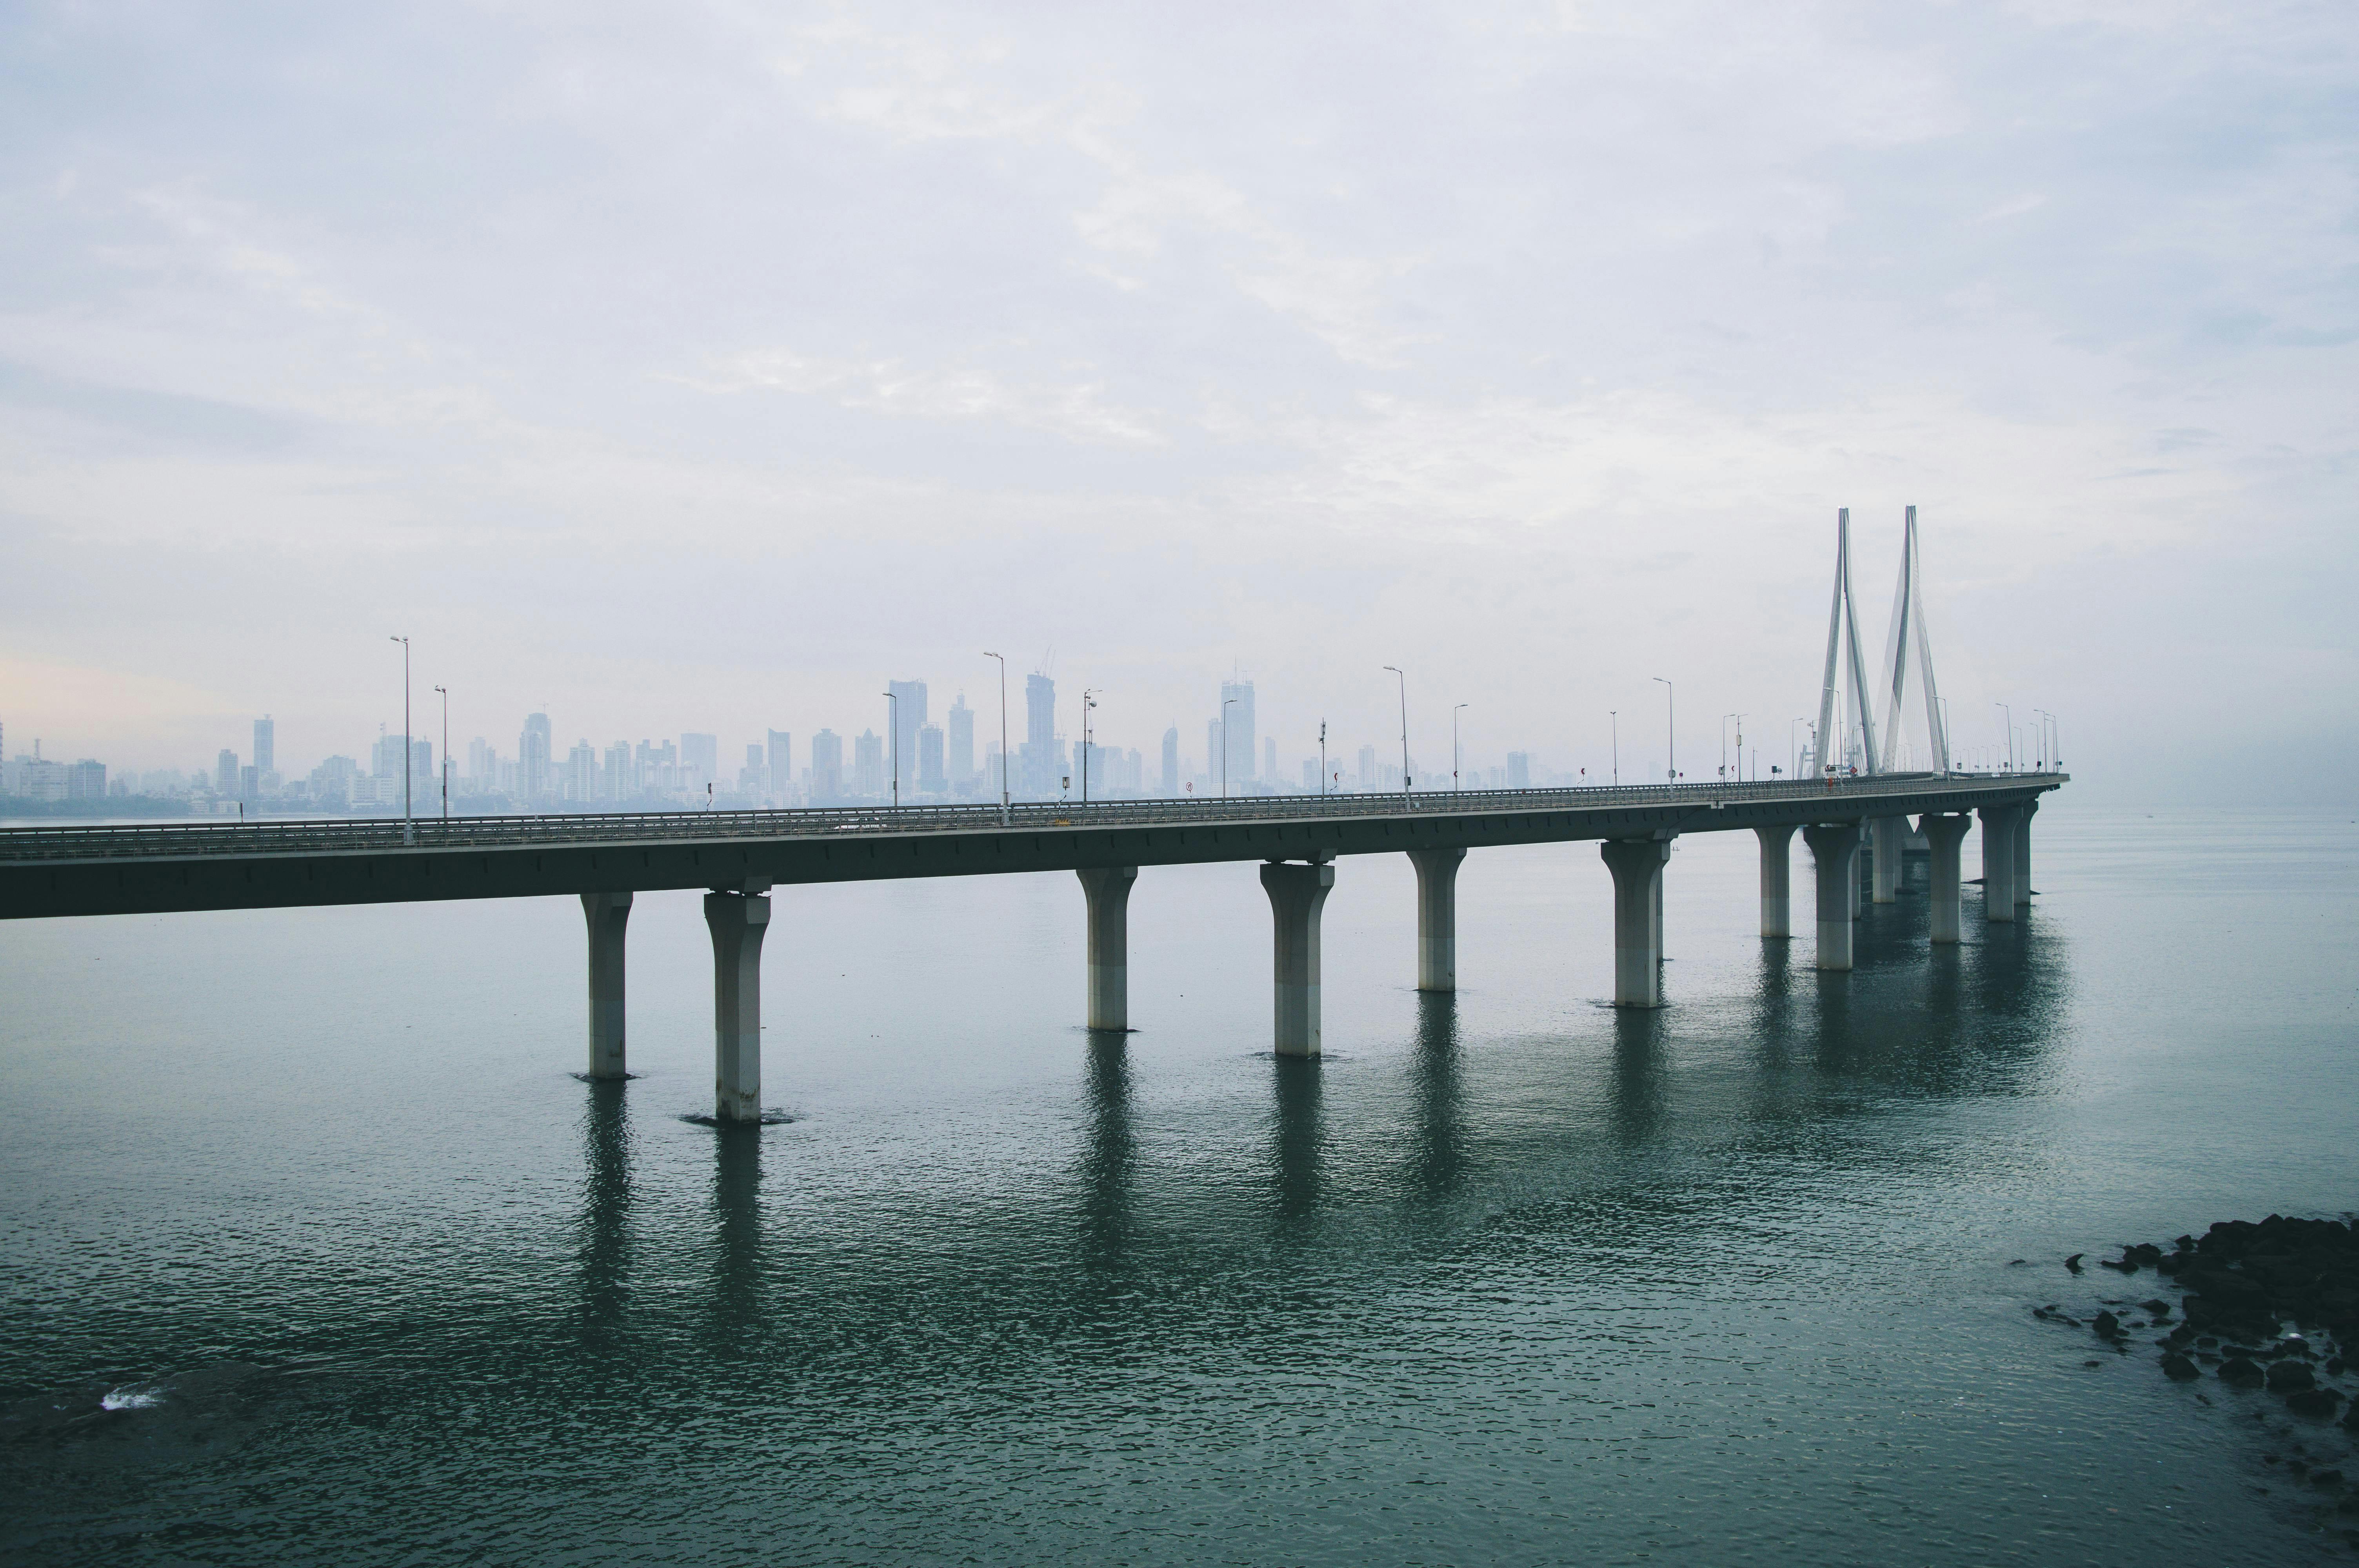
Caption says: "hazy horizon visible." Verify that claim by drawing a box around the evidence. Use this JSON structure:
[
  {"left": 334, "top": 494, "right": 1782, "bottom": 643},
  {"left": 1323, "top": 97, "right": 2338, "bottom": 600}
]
[{"left": 3, "top": 3, "right": 2353, "bottom": 805}]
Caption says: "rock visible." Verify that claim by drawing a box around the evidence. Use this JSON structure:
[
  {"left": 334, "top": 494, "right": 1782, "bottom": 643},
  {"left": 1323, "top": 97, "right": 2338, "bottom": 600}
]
[
  {"left": 2219, "top": 1357, "right": 2265, "bottom": 1387},
  {"left": 2162, "top": 1353, "right": 2201, "bottom": 1382},
  {"left": 2094, "top": 1310, "right": 2124, "bottom": 1339},
  {"left": 2286, "top": 1389, "right": 2341, "bottom": 1419},
  {"left": 2008, "top": 1259, "right": 2028, "bottom": 1267},
  {"left": 2266, "top": 1360, "right": 2316, "bottom": 1392},
  {"left": 2141, "top": 1299, "right": 2172, "bottom": 1319},
  {"left": 2310, "top": 1468, "right": 2346, "bottom": 1490},
  {"left": 2065, "top": 1254, "right": 2084, "bottom": 1274},
  {"left": 2329, "top": 1357, "right": 2347, "bottom": 1376}
]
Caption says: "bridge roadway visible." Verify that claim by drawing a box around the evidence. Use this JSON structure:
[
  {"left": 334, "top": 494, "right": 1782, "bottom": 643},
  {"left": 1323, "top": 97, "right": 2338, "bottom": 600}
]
[{"left": 1, "top": 771, "right": 2063, "bottom": 1121}]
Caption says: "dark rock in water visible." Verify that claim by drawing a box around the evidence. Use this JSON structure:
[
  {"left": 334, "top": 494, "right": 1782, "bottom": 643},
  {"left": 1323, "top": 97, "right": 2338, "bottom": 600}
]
[
  {"left": 2008, "top": 1259, "right": 2028, "bottom": 1267},
  {"left": 2266, "top": 1360, "right": 2316, "bottom": 1392},
  {"left": 2130, "top": 1243, "right": 2165, "bottom": 1267},
  {"left": 2064, "top": 1254, "right": 2084, "bottom": 1274},
  {"left": 2100, "top": 1255, "right": 2137, "bottom": 1274},
  {"left": 2197, "top": 1336, "right": 2219, "bottom": 1348},
  {"left": 2093, "top": 1310, "right": 2124, "bottom": 1339},
  {"left": 2288, "top": 1390, "right": 2343, "bottom": 1418},
  {"left": 2219, "top": 1357, "right": 2265, "bottom": 1387},
  {"left": 2162, "top": 1353, "right": 2202, "bottom": 1382},
  {"left": 2141, "top": 1299, "right": 2172, "bottom": 1319},
  {"left": 2329, "top": 1357, "right": 2347, "bottom": 1376},
  {"left": 2313, "top": 1468, "right": 2345, "bottom": 1490},
  {"left": 2165, "top": 1324, "right": 2197, "bottom": 1347}
]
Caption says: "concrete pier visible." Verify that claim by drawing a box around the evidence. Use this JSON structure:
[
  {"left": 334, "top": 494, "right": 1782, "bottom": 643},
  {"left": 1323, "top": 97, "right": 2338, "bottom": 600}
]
[
  {"left": 1075, "top": 865, "right": 1137, "bottom": 1031},
  {"left": 1978, "top": 805, "right": 2019, "bottom": 922},
  {"left": 1870, "top": 817, "right": 1903, "bottom": 904},
  {"left": 2015, "top": 799, "right": 2037, "bottom": 908},
  {"left": 1408, "top": 846, "right": 1465, "bottom": 991},
  {"left": 1601, "top": 838, "right": 1668, "bottom": 1007},
  {"left": 580, "top": 890, "right": 632, "bottom": 1079},
  {"left": 1260, "top": 860, "right": 1334, "bottom": 1056},
  {"left": 703, "top": 884, "right": 772, "bottom": 1122},
  {"left": 1755, "top": 824, "right": 1794, "bottom": 938},
  {"left": 1918, "top": 813, "right": 1972, "bottom": 944},
  {"left": 1803, "top": 821, "right": 1866, "bottom": 971}
]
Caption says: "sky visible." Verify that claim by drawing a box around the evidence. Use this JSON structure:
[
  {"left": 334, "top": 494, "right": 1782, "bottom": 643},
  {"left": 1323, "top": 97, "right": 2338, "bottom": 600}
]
[{"left": 1, "top": 1, "right": 2352, "bottom": 801}]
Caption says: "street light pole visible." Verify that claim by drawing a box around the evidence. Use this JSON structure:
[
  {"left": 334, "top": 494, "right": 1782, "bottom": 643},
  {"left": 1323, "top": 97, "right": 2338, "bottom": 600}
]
[
  {"left": 1383, "top": 665, "right": 1408, "bottom": 801},
  {"left": 883, "top": 691, "right": 898, "bottom": 809},
  {"left": 1653, "top": 677, "right": 1674, "bottom": 784},
  {"left": 1453, "top": 702, "right": 1467, "bottom": 794},
  {"left": 1318, "top": 720, "right": 1327, "bottom": 796},
  {"left": 434, "top": 684, "right": 449, "bottom": 819},
  {"left": 1081, "top": 689, "right": 1097, "bottom": 804},
  {"left": 1610, "top": 711, "right": 1617, "bottom": 786},
  {"left": 389, "top": 636, "right": 411, "bottom": 844},
  {"left": 984, "top": 652, "right": 1009, "bottom": 822},
  {"left": 1222, "top": 697, "right": 1236, "bottom": 798},
  {"left": 1995, "top": 702, "right": 2013, "bottom": 772}
]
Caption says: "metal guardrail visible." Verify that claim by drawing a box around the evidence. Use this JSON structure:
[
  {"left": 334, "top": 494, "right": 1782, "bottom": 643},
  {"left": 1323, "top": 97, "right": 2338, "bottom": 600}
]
[{"left": 0, "top": 773, "right": 2062, "bottom": 864}]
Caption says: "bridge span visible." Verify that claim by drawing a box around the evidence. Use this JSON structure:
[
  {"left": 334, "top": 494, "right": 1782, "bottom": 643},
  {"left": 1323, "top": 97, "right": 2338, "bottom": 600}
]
[{"left": 1, "top": 772, "right": 2062, "bottom": 1120}]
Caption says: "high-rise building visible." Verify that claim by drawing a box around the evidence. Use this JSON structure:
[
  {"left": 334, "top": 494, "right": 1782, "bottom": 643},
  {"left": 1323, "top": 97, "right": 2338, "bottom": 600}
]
[
  {"left": 1161, "top": 727, "right": 1179, "bottom": 795},
  {"left": 603, "top": 741, "right": 631, "bottom": 800},
  {"left": 67, "top": 759, "right": 107, "bottom": 799},
  {"left": 1221, "top": 678, "right": 1256, "bottom": 786},
  {"left": 1022, "top": 673, "right": 1056, "bottom": 797},
  {"left": 1507, "top": 751, "right": 1531, "bottom": 789},
  {"left": 217, "top": 749, "right": 239, "bottom": 795},
  {"left": 680, "top": 733, "right": 719, "bottom": 789},
  {"left": 853, "top": 730, "right": 885, "bottom": 797},
  {"left": 917, "top": 724, "right": 945, "bottom": 793},
  {"left": 946, "top": 696, "right": 974, "bottom": 786},
  {"left": 1357, "top": 744, "right": 1377, "bottom": 792},
  {"left": 766, "top": 731, "right": 791, "bottom": 801},
  {"left": 467, "top": 737, "right": 491, "bottom": 787},
  {"left": 520, "top": 713, "right": 553, "bottom": 800},
  {"left": 810, "top": 730, "right": 843, "bottom": 802},
  {"left": 252, "top": 716, "right": 274, "bottom": 778},
  {"left": 238, "top": 765, "right": 258, "bottom": 801},
  {"left": 411, "top": 738, "right": 432, "bottom": 790},
  {"left": 889, "top": 681, "right": 927, "bottom": 787}
]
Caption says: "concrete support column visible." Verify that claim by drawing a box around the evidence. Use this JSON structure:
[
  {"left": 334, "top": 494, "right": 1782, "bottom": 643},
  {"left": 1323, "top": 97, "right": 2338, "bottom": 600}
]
[
  {"left": 1754, "top": 824, "right": 1795, "bottom": 938},
  {"left": 1871, "top": 817, "right": 1904, "bottom": 904},
  {"left": 1978, "top": 806, "right": 2020, "bottom": 923},
  {"left": 2014, "top": 799, "right": 2038, "bottom": 907},
  {"left": 703, "top": 886, "right": 772, "bottom": 1122},
  {"left": 1803, "top": 822, "right": 1866, "bottom": 971},
  {"left": 581, "top": 890, "right": 632, "bottom": 1079},
  {"left": 1918, "top": 813, "right": 1972, "bottom": 944},
  {"left": 1407, "top": 846, "right": 1466, "bottom": 992},
  {"left": 1600, "top": 838, "right": 1668, "bottom": 1008},
  {"left": 1076, "top": 866, "right": 1137, "bottom": 1030},
  {"left": 1259, "top": 860, "right": 1335, "bottom": 1057}
]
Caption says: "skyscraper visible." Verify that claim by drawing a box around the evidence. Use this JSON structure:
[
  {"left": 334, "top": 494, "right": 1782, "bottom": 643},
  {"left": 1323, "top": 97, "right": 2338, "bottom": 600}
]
[
  {"left": 917, "top": 724, "right": 945, "bottom": 793},
  {"left": 520, "top": 713, "right": 553, "bottom": 800},
  {"left": 1161, "top": 726, "right": 1179, "bottom": 795},
  {"left": 810, "top": 730, "right": 843, "bottom": 802},
  {"left": 1507, "top": 751, "right": 1530, "bottom": 789},
  {"left": 946, "top": 695, "right": 974, "bottom": 787},
  {"left": 1221, "top": 677, "right": 1256, "bottom": 786},
  {"left": 889, "top": 680, "right": 927, "bottom": 787},
  {"left": 252, "top": 716, "right": 274, "bottom": 779},
  {"left": 1357, "top": 744, "right": 1377, "bottom": 792},
  {"left": 1023, "top": 672, "right": 1057, "bottom": 797},
  {"left": 853, "top": 730, "right": 885, "bottom": 797},
  {"left": 216, "top": 749, "right": 238, "bottom": 795},
  {"left": 765, "top": 730, "right": 791, "bottom": 801}
]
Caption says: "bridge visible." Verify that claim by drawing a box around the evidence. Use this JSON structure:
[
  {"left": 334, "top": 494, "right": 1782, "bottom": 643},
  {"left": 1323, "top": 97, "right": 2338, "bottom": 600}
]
[
  {"left": 3, "top": 506, "right": 2063, "bottom": 1121},
  {"left": 2, "top": 771, "right": 2062, "bottom": 1119}
]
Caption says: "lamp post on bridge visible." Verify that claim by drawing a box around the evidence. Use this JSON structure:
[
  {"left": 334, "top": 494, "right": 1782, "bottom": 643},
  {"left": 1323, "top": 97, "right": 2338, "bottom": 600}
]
[
  {"left": 434, "top": 684, "right": 449, "bottom": 819},
  {"left": 1995, "top": 703, "right": 2013, "bottom": 772},
  {"left": 1453, "top": 703, "right": 1467, "bottom": 795},
  {"left": 1610, "top": 711, "right": 1617, "bottom": 786},
  {"left": 389, "top": 636, "right": 412, "bottom": 845},
  {"left": 882, "top": 690, "right": 899, "bottom": 809},
  {"left": 1383, "top": 666, "right": 1409, "bottom": 800},
  {"left": 1652, "top": 677, "right": 1674, "bottom": 784},
  {"left": 1222, "top": 697, "right": 1236, "bottom": 798},
  {"left": 1721, "top": 713, "right": 1743, "bottom": 784},
  {"left": 1318, "top": 720, "right": 1327, "bottom": 797},
  {"left": 1080, "top": 689, "right": 1098, "bottom": 804},
  {"left": 983, "top": 652, "right": 1009, "bottom": 822}
]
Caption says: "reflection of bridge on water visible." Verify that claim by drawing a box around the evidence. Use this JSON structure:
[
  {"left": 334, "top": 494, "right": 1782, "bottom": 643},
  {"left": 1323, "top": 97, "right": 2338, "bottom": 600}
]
[{"left": 0, "top": 508, "right": 2058, "bottom": 1126}]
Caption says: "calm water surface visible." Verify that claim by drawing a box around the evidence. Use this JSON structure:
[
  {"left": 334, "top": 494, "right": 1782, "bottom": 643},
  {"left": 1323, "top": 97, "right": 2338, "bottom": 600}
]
[{"left": 3, "top": 803, "right": 2355, "bottom": 1564}]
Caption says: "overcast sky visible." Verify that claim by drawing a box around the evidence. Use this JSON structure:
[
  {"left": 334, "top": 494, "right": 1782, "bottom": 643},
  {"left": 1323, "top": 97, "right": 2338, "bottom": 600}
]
[{"left": 2, "top": 1, "right": 2352, "bottom": 800}]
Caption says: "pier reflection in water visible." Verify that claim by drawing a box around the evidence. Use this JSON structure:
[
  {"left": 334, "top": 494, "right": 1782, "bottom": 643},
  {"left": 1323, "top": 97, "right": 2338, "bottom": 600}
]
[{"left": 1, "top": 810, "right": 2348, "bottom": 1568}]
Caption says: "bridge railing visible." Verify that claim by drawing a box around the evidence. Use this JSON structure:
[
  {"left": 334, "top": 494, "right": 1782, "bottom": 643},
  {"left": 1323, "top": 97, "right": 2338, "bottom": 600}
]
[{"left": 0, "top": 771, "right": 2063, "bottom": 864}]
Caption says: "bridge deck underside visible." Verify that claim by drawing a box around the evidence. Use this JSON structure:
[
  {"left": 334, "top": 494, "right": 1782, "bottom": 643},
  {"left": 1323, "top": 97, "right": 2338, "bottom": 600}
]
[{"left": 1, "top": 778, "right": 2059, "bottom": 919}]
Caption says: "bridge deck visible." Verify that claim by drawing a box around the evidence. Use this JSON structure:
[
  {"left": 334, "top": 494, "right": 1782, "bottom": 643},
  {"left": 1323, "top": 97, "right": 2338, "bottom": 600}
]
[{"left": 0, "top": 773, "right": 2062, "bottom": 919}]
